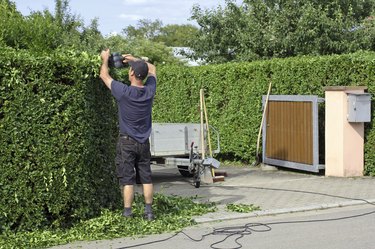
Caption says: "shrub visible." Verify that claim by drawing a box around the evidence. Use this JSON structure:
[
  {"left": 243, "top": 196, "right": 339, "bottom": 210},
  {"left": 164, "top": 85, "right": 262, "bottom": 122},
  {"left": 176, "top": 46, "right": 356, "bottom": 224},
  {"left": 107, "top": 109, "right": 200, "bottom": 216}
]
[{"left": 0, "top": 48, "right": 119, "bottom": 232}]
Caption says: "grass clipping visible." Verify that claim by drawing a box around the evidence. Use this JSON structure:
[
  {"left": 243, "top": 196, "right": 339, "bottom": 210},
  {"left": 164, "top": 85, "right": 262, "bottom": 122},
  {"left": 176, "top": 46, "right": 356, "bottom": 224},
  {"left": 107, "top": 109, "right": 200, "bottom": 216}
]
[
  {"left": 0, "top": 193, "right": 217, "bottom": 249},
  {"left": 226, "top": 203, "right": 261, "bottom": 213}
]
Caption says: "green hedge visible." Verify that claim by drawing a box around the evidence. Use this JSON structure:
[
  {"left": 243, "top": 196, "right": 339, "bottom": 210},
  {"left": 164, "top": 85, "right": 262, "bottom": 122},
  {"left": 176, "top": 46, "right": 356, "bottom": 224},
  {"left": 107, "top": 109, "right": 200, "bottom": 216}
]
[
  {"left": 0, "top": 48, "right": 119, "bottom": 232},
  {"left": 154, "top": 52, "right": 374, "bottom": 175}
]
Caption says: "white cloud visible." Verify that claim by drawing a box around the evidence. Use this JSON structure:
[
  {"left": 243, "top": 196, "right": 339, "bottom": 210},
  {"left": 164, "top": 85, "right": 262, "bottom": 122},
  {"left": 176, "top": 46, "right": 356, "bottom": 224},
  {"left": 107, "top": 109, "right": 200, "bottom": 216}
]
[
  {"left": 118, "top": 0, "right": 238, "bottom": 26},
  {"left": 122, "top": 0, "right": 152, "bottom": 5},
  {"left": 118, "top": 1, "right": 193, "bottom": 25},
  {"left": 119, "top": 14, "right": 144, "bottom": 21}
]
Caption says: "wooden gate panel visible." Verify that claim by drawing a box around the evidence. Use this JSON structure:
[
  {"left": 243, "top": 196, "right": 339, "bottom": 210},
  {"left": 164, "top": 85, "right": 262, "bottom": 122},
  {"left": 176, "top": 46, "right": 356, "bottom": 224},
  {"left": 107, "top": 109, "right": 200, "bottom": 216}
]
[
  {"left": 262, "top": 95, "right": 324, "bottom": 173},
  {"left": 266, "top": 101, "right": 313, "bottom": 165}
]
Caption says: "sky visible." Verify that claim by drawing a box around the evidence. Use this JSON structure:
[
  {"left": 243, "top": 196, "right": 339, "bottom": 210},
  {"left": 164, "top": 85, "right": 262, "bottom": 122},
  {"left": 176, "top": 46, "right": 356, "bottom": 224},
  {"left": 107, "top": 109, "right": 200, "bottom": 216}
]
[{"left": 13, "top": 0, "right": 240, "bottom": 36}]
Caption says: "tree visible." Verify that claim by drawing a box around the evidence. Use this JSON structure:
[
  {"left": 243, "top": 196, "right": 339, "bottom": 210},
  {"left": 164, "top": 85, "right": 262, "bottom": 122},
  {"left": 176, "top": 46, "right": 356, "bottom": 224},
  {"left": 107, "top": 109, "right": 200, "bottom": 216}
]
[
  {"left": 354, "top": 15, "right": 375, "bottom": 51},
  {"left": 122, "top": 19, "right": 199, "bottom": 47},
  {"left": 0, "top": 0, "right": 26, "bottom": 49},
  {"left": 189, "top": 1, "right": 246, "bottom": 63},
  {"left": 102, "top": 34, "right": 182, "bottom": 65},
  {"left": 0, "top": 0, "right": 108, "bottom": 53},
  {"left": 0, "top": 1, "right": 187, "bottom": 64},
  {"left": 189, "top": 0, "right": 375, "bottom": 63},
  {"left": 120, "top": 19, "right": 200, "bottom": 64},
  {"left": 156, "top": 24, "right": 199, "bottom": 47},
  {"left": 123, "top": 19, "right": 163, "bottom": 40},
  {"left": 80, "top": 18, "right": 105, "bottom": 52}
]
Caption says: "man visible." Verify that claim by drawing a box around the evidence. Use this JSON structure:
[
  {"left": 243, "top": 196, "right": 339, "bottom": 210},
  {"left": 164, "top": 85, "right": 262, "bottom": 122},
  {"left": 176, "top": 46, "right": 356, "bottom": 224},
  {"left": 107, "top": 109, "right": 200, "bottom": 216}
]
[{"left": 100, "top": 49, "right": 156, "bottom": 221}]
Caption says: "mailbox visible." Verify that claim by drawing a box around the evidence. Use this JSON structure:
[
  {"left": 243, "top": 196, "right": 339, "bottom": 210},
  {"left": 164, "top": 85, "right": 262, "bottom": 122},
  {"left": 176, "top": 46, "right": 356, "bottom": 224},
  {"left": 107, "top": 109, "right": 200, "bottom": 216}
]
[{"left": 347, "top": 93, "right": 372, "bottom": 122}]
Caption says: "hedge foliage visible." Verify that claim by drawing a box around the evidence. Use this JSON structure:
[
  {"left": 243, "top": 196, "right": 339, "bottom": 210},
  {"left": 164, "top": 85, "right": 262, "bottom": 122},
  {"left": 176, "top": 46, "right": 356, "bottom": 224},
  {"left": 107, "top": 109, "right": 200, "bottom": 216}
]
[
  {"left": 154, "top": 51, "right": 374, "bottom": 175},
  {"left": 0, "top": 48, "right": 119, "bottom": 232},
  {"left": 1, "top": 49, "right": 374, "bottom": 233}
]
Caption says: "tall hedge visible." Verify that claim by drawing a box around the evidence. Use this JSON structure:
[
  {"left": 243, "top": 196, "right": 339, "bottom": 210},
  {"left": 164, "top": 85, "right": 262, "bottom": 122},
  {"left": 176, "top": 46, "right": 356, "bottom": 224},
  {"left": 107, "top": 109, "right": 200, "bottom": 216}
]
[
  {"left": 154, "top": 52, "right": 374, "bottom": 175},
  {"left": 0, "top": 48, "right": 119, "bottom": 232}
]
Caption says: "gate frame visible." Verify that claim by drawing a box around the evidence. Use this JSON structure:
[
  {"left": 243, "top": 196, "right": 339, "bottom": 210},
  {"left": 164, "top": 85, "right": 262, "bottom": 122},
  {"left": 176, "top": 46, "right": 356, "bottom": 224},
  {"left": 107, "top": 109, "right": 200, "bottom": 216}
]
[{"left": 262, "top": 95, "right": 325, "bottom": 173}]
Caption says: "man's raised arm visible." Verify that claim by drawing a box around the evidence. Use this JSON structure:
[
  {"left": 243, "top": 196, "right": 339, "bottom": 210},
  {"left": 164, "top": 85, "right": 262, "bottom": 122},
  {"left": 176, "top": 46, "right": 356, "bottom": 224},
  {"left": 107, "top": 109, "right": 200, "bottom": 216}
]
[{"left": 100, "top": 49, "right": 114, "bottom": 90}]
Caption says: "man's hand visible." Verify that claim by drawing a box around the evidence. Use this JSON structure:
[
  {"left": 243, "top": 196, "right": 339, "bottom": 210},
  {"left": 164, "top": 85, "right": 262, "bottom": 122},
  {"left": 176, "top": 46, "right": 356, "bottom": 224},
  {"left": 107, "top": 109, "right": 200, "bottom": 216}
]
[
  {"left": 100, "top": 49, "right": 113, "bottom": 90},
  {"left": 101, "top": 48, "right": 111, "bottom": 62},
  {"left": 122, "top": 54, "right": 136, "bottom": 64},
  {"left": 122, "top": 54, "right": 156, "bottom": 77}
]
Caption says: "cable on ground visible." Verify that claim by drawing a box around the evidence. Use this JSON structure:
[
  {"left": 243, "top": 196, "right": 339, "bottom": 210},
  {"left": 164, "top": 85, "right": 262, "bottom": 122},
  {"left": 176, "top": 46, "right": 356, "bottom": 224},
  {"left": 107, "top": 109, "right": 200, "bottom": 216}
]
[{"left": 117, "top": 187, "right": 375, "bottom": 249}]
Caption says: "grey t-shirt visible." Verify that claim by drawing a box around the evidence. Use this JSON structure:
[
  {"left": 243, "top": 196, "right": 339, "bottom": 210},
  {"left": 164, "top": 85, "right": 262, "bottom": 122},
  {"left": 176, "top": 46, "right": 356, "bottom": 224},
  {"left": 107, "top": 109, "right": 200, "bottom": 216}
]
[{"left": 111, "top": 76, "right": 156, "bottom": 143}]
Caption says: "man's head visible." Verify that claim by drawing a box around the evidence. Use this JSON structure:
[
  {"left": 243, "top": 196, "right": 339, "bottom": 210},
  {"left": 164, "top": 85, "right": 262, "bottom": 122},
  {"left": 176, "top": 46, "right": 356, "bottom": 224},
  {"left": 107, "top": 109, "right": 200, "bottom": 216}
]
[{"left": 128, "top": 60, "right": 149, "bottom": 81}]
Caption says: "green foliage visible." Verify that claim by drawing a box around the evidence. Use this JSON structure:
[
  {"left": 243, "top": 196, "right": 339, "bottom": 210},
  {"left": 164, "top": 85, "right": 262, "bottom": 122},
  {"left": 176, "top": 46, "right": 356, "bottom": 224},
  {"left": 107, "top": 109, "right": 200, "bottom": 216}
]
[
  {"left": 119, "top": 19, "right": 200, "bottom": 64},
  {"left": 190, "top": 2, "right": 244, "bottom": 63},
  {"left": 123, "top": 19, "right": 164, "bottom": 40},
  {"left": 122, "top": 19, "right": 199, "bottom": 47},
  {"left": 364, "top": 121, "right": 375, "bottom": 176},
  {"left": 154, "top": 51, "right": 375, "bottom": 174},
  {"left": 0, "top": 1, "right": 183, "bottom": 64},
  {"left": 0, "top": 194, "right": 216, "bottom": 248},
  {"left": 79, "top": 18, "right": 105, "bottom": 52},
  {"left": 155, "top": 24, "right": 199, "bottom": 47},
  {"left": 0, "top": 0, "right": 26, "bottom": 49},
  {"left": 189, "top": 0, "right": 375, "bottom": 63},
  {"left": 226, "top": 203, "right": 261, "bottom": 213},
  {"left": 0, "top": 0, "right": 104, "bottom": 53},
  {"left": 127, "top": 38, "right": 183, "bottom": 65},
  {"left": 0, "top": 47, "right": 119, "bottom": 232},
  {"left": 102, "top": 35, "right": 182, "bottom": 65}
]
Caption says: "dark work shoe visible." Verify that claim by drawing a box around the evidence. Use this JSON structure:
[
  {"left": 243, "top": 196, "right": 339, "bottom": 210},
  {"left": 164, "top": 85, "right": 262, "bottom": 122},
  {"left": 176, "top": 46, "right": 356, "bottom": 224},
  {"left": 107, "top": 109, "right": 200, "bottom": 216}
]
[
  {"left": 144, "top": 212, "right": 154, "bottom": 221},
  {"left": 122, "top": 210, "right": 133, "bottom": 219}
]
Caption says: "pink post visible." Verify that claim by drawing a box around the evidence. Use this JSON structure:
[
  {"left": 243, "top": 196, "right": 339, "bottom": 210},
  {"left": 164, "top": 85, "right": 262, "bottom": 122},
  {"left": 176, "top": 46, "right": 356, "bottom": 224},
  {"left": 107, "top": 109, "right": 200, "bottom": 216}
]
[{"left": 324, "top": 86, "right": 367, "bottom": 177}]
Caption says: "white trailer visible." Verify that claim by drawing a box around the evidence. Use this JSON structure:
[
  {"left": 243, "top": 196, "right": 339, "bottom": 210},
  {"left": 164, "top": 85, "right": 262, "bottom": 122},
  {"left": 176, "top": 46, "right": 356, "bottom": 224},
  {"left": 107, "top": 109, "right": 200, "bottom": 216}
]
[{"left": 150, "top": 123, "right": 220, "bottom": 187}]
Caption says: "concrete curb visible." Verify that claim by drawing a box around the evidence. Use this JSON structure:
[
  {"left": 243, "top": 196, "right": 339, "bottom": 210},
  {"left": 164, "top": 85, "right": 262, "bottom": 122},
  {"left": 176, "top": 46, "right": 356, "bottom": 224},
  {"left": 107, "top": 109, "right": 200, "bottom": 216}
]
[{"left": 195, "top": 198, "right": 375, "bottom": 223}]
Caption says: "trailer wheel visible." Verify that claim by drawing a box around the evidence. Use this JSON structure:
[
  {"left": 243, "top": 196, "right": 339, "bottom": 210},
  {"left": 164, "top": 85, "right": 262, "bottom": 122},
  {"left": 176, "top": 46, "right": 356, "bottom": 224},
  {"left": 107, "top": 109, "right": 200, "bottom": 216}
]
[
  {"left": 195, "top": 181, "right": 200, "bottom": 188},
  {"left": 177, "top": 166, "right": 194, "bottom": 177}
]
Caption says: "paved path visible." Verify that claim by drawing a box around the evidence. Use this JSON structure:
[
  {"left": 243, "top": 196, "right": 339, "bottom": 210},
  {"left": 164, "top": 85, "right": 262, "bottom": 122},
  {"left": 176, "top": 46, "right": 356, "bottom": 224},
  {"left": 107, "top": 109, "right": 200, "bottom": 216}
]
[
  {"left": 151, "top": 165, "right": 375, "bottom": 223},
  {"left": 50, "top": 165, "right": 375, "bottom": 249}
]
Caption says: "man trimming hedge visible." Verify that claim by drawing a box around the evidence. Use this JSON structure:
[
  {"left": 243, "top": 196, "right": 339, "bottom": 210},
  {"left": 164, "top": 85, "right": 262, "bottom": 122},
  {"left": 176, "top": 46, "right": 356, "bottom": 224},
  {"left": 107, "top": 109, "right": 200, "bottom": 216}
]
[{"left": 99, "top": 49, "right": 157, "bottom": 221}]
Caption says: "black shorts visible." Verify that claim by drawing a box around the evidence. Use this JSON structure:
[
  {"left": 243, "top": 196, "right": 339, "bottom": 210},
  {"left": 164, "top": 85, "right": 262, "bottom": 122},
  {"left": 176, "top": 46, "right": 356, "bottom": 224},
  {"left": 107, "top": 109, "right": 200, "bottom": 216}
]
[{"left": 115, "top": 135, "right": 152, "bottom": 186}]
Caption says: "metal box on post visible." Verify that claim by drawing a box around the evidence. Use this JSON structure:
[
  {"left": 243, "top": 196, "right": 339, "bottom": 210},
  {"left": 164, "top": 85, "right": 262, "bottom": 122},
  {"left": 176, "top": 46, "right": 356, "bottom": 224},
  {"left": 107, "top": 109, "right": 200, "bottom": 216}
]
[{"left": 347, "top": 93, "right": 372, "bottom": 123}]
